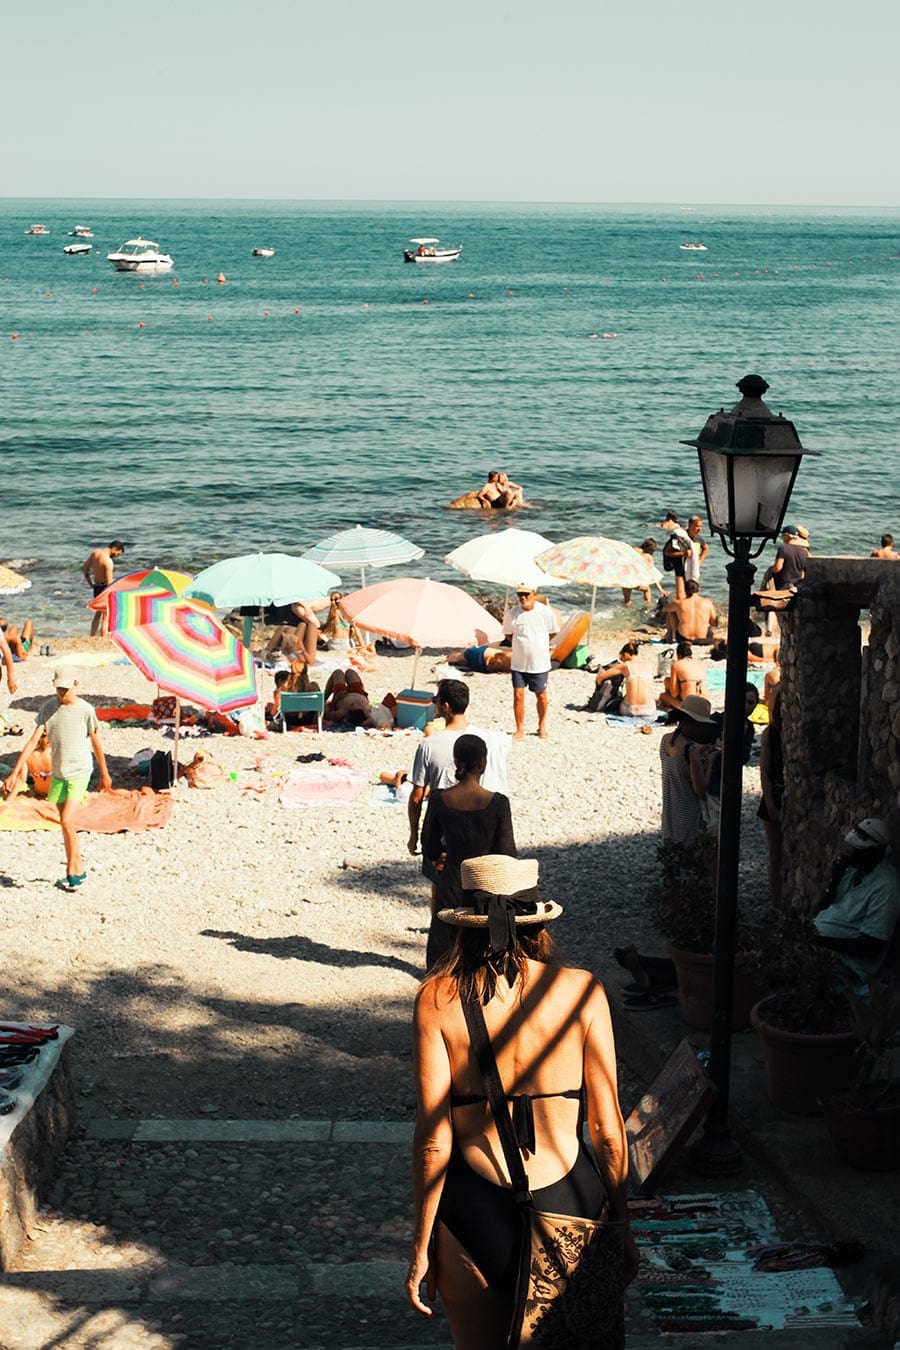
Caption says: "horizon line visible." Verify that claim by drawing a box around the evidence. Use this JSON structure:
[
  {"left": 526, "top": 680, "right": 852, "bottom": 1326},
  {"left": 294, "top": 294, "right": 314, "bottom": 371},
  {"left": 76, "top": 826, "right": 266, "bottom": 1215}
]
[{"left": 2, "top": 195, "right": 899, "bottom": 212}]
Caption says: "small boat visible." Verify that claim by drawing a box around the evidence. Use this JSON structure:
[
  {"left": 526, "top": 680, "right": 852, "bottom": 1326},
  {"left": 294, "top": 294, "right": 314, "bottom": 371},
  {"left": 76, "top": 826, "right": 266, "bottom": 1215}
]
[
  {"left": 403, "top": 237, "right": 462, "bottom": 264},
  {"left": 25, "top": 224, "right": 49, "bottom": 236},
  {"left": 63, "top": 242, "right": 92, "bottom": 255},
  {"left": 252, "top": 246, "right": 275, "bottom": 258},
  {"left": 680, "top": 242, "right": 708, "bottom": 252},
  {"left": 107, "top": 238, "right": 174, "bottom": 273},
  {"left": 71, "top": 225, "right": 94, "bottom": 238}
]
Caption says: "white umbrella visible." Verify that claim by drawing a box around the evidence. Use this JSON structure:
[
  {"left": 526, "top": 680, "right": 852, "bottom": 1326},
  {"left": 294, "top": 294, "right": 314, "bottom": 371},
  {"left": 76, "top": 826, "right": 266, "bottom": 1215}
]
[{"left": 445, "top": 528, "right": 565, "bottom": 595}]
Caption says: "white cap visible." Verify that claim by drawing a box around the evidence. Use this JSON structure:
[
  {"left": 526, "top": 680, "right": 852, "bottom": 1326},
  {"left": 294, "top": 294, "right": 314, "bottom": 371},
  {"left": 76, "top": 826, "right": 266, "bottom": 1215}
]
[{"left": 845, "top": 817, "right": 890, "bottom": 850}]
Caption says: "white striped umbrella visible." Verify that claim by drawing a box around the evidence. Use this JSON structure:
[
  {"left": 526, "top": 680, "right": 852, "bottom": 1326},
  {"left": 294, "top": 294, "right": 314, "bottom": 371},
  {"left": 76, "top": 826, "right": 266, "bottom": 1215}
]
[{"left": 302, "top": 525, "right": 423, "bottom": 589}]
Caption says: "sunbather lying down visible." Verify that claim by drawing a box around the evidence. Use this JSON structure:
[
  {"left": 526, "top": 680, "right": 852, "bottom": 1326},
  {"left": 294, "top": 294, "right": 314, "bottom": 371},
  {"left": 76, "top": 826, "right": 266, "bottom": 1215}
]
[
  {"left": 447, "top": 644, "right": 512, "bottom": 673},
  {"left": 323, "top": 669, "right": 397, "bottom": 728}
]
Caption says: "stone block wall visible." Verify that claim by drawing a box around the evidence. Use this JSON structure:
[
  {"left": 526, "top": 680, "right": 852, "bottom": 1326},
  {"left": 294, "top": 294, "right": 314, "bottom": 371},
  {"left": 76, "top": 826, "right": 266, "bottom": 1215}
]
[{"left": 779, "top": 558, "right": 900, "bottom": 912}]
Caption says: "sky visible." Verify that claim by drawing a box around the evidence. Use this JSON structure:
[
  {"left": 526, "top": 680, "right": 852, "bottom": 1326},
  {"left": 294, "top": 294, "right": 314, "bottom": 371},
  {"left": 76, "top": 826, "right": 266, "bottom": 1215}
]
[{"left": 3, "top": 0, "right": 899, "bottom": 205}]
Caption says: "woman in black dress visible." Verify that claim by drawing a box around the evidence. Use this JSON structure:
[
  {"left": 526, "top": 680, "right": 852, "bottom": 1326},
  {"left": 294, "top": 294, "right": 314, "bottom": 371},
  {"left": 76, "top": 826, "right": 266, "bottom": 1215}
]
[{"left": 421, "top": 735, "right": 516, "bottom": 968}]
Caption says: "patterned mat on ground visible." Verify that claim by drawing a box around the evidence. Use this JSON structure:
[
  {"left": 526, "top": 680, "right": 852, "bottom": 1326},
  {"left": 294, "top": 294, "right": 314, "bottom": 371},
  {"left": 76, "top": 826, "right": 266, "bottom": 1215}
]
[{"left": 631, "top": 1192, "right": 859, "bottom": 1334}]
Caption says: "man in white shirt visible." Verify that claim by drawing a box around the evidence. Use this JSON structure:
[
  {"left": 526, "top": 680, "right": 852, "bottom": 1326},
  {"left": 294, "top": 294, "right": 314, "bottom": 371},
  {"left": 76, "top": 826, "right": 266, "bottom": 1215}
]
[
  {"left": 406, "top": 679, "right": 509, "bottom": 858},
  {"left": 502, "top": 585, "right": 558, "bottom": 740},
  {"left": 813, "top": 817, "right": 900, "bottom": 984}
]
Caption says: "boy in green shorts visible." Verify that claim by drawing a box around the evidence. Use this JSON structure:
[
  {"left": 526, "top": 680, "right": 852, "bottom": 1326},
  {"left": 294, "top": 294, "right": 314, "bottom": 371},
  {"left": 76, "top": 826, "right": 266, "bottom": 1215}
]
[{"left": 2, "top": 666, "right": 112, "bottom": 890}]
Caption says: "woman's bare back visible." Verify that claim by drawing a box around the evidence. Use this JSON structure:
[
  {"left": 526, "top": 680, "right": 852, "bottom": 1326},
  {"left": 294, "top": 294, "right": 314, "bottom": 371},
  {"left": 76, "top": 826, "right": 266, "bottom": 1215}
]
[{"left": 429, "top": 961, "right": 603, "bottom": 1188}]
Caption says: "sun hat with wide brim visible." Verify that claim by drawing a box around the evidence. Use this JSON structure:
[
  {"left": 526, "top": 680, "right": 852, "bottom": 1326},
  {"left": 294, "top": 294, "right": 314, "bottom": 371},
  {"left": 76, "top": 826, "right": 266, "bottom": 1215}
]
[
  {"left": 437, "top": 855, "right": 563, "bottom": 927},
  {"left": 675, "top": 694, "right": 716, "bottom": 725}
]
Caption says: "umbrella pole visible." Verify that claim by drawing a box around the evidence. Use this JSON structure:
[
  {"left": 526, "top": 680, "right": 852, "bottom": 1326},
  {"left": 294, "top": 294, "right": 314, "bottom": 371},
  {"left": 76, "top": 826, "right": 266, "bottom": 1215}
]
[
  {"left": 590, "top": 585, "right": 597, "bottom": 644},
  {"left": 410, "top": 648, "right": 421, "bottom": 690},
  {"left": 173, "top": 697, "right": 181, "bottom": 788}
]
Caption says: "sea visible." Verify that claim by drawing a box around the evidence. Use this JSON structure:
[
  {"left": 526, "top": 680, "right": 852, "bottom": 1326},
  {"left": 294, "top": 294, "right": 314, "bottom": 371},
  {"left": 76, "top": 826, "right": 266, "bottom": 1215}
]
[{"left": 2, "top": 199, "right": 898, "bottom": 636}]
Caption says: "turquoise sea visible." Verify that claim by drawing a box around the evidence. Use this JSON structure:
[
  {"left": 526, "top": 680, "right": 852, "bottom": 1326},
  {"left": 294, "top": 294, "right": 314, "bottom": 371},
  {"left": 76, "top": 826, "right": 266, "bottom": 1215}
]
[{"left": 2, "top": 200, "right": 899, "bottom": 635}]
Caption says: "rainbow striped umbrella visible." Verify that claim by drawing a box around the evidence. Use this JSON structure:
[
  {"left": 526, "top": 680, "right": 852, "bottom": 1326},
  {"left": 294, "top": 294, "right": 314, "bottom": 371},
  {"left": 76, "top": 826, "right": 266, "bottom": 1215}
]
[
  {"left": 108, "top": 591, "right": 258, "bottom": 775},
  {"left": 107, "top": 591, "right": 258, "bottom": 712},
  {"left": 87, "top": 567, "right": 196, "bottom": 612}
]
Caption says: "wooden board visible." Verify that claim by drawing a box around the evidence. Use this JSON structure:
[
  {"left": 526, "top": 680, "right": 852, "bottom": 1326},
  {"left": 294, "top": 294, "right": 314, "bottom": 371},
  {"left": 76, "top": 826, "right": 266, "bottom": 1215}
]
[{"left": 625, "top": 1038, "right": 717, "bottom": 1194}]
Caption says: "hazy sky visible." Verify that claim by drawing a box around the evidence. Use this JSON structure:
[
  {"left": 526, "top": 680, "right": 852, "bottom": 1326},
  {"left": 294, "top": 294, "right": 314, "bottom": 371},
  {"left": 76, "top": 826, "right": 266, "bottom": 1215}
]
[{"left": 4, "top": 0, "right": 898, "bottom": 204}]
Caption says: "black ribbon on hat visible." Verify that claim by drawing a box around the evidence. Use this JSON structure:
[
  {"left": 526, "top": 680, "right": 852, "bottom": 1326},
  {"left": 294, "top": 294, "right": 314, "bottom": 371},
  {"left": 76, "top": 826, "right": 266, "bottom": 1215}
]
[{"left": 468, "top": 887, "right": 542, "bottom": 960}]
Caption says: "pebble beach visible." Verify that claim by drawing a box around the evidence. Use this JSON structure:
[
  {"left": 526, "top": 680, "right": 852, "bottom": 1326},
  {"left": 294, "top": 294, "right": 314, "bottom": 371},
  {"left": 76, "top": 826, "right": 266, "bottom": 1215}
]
[{"left": 0, "top": 629, "right": 768, "bottom": 1125}]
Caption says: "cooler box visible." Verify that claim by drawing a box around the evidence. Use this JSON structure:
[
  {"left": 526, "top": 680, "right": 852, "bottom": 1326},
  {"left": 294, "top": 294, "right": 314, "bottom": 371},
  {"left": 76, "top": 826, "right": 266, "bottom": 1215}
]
[{"left": 396, "top": 689, "right": 435, "bottom": 730}]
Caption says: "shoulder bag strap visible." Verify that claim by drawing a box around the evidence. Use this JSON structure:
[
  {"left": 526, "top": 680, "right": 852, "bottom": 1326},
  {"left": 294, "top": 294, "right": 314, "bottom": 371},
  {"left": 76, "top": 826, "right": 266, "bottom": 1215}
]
[{"left": 461, "top": 997, "right": 532, "bottom": 1206}]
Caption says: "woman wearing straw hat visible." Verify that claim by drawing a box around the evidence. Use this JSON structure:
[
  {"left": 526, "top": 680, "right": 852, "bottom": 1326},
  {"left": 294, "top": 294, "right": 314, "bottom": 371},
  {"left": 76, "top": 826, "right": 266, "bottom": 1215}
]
[
  {"left": 407, "top": 854, "right": 638, "bottom": 1347},
  {"left": 659, "top": 694, "right": 720, "bottom": 846}
]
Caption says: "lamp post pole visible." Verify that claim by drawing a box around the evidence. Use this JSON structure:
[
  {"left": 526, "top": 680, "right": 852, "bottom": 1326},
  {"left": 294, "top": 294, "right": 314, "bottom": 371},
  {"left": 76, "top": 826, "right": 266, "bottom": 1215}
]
[
  {"left": 681, "top": 373, "right": 814, "bottom": 1174},
  {"left": 692, "top": 539, "right": 755, "bottom": 1171}
]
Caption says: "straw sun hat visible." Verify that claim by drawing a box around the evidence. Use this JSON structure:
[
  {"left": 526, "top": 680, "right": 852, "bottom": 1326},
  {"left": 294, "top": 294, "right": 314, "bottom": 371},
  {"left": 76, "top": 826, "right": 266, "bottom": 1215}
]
[{"left": 437, "top": 855, "right": 563, "bottom": 928}]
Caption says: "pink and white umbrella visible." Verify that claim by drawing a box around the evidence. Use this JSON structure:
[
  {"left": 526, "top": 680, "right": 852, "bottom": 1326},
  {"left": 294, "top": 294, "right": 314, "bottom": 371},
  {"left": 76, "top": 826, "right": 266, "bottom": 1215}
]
[{"left": 339, "top": 577, "right": 502, "bottom": 686}]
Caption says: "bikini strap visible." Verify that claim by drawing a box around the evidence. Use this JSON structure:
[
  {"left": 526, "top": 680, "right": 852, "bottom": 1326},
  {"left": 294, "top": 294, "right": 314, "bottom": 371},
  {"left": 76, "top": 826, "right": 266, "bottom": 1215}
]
[{"left": 462, "top": 998, "right": 532, "bottom": 1208}]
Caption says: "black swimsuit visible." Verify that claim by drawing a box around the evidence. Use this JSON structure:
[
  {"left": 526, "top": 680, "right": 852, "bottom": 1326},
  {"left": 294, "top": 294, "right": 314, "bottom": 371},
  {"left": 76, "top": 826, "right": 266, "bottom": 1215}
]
[{"left": 437, "top": 1088, "right": 607, "bottom": 1295}]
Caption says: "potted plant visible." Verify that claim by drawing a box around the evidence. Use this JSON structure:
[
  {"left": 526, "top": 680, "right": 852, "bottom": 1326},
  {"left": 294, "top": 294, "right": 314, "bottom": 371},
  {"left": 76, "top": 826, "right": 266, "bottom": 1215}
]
[
  {"left": 749, "top": 907, "right": 858, "bottom": 1115},
  {"left": 822, "top": 978, "right": 900, "bottom": 1170},
  {"left": 646, "top": 835, "right": 758, "bottom": 1031}
]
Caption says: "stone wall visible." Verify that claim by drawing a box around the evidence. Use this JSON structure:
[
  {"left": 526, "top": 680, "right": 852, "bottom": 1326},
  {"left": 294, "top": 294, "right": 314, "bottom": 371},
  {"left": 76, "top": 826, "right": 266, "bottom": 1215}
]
[{"left": 779, "top": 557, "right": 900, "bottom": 911}]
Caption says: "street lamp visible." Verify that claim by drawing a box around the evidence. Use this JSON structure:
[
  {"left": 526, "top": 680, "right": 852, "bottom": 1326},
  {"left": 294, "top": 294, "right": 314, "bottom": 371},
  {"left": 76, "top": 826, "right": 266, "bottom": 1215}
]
[{"left": 681, "top": 374, "right": 813, "bottom": 1172}]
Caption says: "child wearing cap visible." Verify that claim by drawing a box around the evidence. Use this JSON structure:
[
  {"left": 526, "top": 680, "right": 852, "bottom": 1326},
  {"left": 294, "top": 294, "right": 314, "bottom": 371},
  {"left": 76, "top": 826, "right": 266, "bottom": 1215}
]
[{"left": 1, "top": 666, "right": 112, "bottom": 891}]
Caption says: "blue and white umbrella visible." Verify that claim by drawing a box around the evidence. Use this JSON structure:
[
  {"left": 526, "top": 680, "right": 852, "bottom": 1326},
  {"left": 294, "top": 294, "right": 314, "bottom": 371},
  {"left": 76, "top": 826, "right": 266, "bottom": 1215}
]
[{"left": 302, "top": 525, "right": 424, "bottom": 589}]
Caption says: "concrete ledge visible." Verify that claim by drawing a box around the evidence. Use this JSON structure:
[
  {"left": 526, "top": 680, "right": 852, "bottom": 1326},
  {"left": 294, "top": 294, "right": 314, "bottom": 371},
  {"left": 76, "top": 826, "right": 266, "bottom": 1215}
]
[{"left": 0, "top": 1039, "right": 76, "bottom": 1271}]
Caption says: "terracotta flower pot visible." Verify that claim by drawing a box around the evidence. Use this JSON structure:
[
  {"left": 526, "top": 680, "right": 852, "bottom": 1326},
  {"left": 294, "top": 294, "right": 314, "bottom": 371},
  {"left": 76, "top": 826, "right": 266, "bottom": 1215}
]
[
  {"left": 750, "top": 996, "right": 858, "bottom": 1116},
  {"left": 664, "top": 943, "right": 760, "bottom": 1031},
  {"left": 823, "top": 1099, "right": 900, "bottom": 1171}
]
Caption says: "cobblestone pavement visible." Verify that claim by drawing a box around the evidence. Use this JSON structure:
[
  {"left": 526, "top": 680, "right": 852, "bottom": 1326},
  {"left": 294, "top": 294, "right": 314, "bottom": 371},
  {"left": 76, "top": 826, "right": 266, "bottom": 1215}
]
[{"left": 3, "top": 1105, "right": 881, "bottom": 1350}]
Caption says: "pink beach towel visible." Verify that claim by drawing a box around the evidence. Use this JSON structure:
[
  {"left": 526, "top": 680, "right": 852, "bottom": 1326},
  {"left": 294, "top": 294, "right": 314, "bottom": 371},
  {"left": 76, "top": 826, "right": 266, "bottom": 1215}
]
[{"left": 279, "top": 764, "right": 367, "bottom": 810}]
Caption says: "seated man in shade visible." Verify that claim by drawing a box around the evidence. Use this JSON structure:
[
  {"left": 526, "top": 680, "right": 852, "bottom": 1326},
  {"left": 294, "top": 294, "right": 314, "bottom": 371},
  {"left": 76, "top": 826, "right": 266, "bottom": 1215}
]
[{"left": 812, "top": 818, "right": 900, "bottom": 984}]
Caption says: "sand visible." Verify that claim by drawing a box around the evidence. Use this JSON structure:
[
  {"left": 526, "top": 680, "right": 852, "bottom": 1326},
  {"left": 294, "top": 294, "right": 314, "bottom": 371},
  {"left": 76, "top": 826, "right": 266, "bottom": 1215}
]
[{"left": 0, "top": 635, "right": 767, "bottom": 1122}]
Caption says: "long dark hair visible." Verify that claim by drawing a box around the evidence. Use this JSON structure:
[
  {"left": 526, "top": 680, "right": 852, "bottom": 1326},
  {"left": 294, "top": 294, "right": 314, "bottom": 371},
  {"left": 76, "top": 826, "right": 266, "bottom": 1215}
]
[{"left": 426, "top": 924, "right": 557, "bottom": 1005}]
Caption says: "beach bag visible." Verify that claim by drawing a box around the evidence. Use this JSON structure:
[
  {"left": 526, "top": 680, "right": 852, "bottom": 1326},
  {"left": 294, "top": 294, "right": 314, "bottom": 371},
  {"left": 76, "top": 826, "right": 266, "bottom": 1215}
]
[
  {"left": 462, "top": 999, "right": 626, "bottom": 1349},
  {"left": 656, "top": 646, "right": 675, "bottom": 679},
  {"left": 148, "top": 750, "right": 174, "bottom": 791},
  {"left": 561, "top": 644, "right": 589, "bottom": 670},
  {"left": 662, "top": 533, "right": 691, "bottom": 572}
]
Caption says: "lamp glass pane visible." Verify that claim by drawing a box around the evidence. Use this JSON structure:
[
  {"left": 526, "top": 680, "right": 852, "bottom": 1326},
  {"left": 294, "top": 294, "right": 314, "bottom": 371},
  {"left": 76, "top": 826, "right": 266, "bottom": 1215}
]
[
  {"left": 697, "top": 448, "right": 730, "bottom": 533},
  {"left": 732, "top": 455, "right": 799, "bottom": 536}
]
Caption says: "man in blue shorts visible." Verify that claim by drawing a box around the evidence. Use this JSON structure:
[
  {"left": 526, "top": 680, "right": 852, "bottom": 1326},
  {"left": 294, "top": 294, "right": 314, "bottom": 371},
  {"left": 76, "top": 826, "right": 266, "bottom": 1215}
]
[
  {"left": 502, "top": 584, "right": 558, "bottom": 740},
  {"left": 2, "top": 666, "right": 113, "bottom": 890}
]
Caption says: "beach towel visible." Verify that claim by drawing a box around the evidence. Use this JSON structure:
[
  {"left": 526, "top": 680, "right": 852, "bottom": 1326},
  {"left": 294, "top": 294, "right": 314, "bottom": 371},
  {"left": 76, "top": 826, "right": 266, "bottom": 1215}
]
[
  {"left": 96, "top": 704, "right": 153, "bottom": 723},
  {"left": 0, "top": 788, "right": 174, "bottom": 833},
  {"left": 605, "top": 713, "right": 663, "bottom": 729},
  {"left": 706, "top": 667, "right": 766, "bottom": 691},
  {"left": 279, "top": 764, "right": 367, "bottom": 810},
  {"left": 369, "top": 782, "right": 413, "bottom": 808}
]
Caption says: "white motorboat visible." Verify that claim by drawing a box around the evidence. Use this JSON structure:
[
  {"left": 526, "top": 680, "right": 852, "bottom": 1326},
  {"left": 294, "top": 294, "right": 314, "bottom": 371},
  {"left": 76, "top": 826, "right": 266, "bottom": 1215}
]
[
  {"left": 680, "top": 242, "right": 708, "bottom": 252},
  {"left": 63, "top": 242, "right": 92, "bottom": 255},
  {"left": 403, "top": 237, "right": 462, "bottom": 264},
  {"left": 252, "top": 246, "right": 275, "bottom": 258},
  {"left": 25, "top": 224, "right": 49, "bottom": 235},
  {"left": 71, "top": 225, "right": 94, "bottom": 238},
  {"left": 107, "top": 238, "right": 174, "bottom": 273}
]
